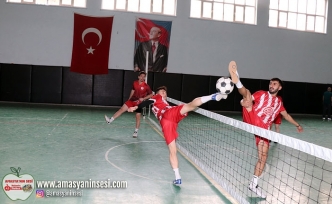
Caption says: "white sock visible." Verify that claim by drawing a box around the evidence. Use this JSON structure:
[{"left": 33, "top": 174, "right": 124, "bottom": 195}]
[
  {"left": 135, "top": 128, "right": 139, "bottom": 132},
  {"left": 251, "top": 175, "right": 259, "bottom": 186},
  {"left": 236, "top": 81, "right": 243, "bottom": 89},
  {"left": 110, "top": 117, "right": 115, "bottom": 122},
  {"left": 200, "top": 94, "right": 217, "bottom": 103},
  {"left": 234, "top": 70, "right": 243, "bottom": 88},
  {"left": 173, "top": 168, "right": 181, "bottom": 180}
]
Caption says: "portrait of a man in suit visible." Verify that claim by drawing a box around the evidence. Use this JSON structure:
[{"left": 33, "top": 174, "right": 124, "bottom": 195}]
[{"left": 134, "top": 26, "right": 168, "bottom": 73}]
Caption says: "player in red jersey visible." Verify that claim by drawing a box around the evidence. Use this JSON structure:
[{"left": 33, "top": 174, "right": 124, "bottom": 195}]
[
  {"left": 128, "top": 86, "right": 227, "bottom": 186},
  {"left": 228, "top": 61, "right": 303, "bottom": 198},
  {"left": 104, "top": 71, "right": 153, "bottom": 138}
]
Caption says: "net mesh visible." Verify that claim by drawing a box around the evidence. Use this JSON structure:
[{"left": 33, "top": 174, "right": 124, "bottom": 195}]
[{"left": 147, "top": 97, "right": 332, "bottom": 204}]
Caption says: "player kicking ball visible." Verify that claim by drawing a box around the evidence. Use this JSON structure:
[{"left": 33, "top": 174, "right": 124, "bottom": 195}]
[
  {"left": 228, "top": 61, "right": 303, "bottom": 198},
  {"left": 128, "top": 86, "right": 227, "bottom": 186}
]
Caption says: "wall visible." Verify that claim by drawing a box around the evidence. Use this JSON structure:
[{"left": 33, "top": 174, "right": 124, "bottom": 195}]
[
  {"left": 0, "top": 63, "right": 329, "bottom": 115},
  {"left": 0, "top": 0, "right": 332, "bottom": 84}
]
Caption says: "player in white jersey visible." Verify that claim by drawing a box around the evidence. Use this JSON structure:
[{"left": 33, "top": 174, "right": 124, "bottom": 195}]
[
  {"left": 128, "top": 86, "right": 227, "bottom": 186},
  {"left": 228, "top": 61, "right": 303, "bottom": 198}
]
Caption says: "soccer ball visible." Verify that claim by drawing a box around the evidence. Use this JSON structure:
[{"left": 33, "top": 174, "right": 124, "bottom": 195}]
[{"left": 216, "top": 77, "right": 234, "bottom": 94}]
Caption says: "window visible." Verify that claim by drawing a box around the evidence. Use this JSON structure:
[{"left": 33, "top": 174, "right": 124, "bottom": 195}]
[
  {"left": 190, "top": 0, "right": 257, "bottom": 25},
  {"left": 101, "top": 0, "right": 177, "bottom": 16},
  {"left": 6, "top": 0, "right": 86, "bottom": 8},
  {"left": 269, "top": 0, "right": 328, "bottom": 33}
]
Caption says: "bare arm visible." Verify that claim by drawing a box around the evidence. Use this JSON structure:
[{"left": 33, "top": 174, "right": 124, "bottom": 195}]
[
  {"left": 128, "top": 90, "right": 135, "bottom": 100},
  {"left": 139, "top": 93, "right": 153, "bottom": 102},
  {"left": 143, "top": 93, "right": 153, "bottom": 101},
  {"left": 128, "top": 100, "right": 154, "bottom": 112},
  {"left": 280, "top": 110, "right": 303, "bottom": 132}
]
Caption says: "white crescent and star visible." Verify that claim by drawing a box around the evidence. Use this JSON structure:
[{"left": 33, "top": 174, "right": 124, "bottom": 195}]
[{"left": 82, "top": 27, "right": 102, "bottom": 54}]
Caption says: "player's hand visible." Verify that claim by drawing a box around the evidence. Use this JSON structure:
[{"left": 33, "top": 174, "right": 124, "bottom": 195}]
[
  {"left": 128, "top": 106, "right": 138, "bottom": 112},
  {"left": 241, "top": 99, "right": 252, "bottom": 108},
  {"left": 134, "top": 67, "right": 140, "bottom": 72},
  {"left": 296, "top": 125, "right": 303, "bottom": 133},
  {"left": 139, "top": 98, "right": 144, "bottom": 102}
]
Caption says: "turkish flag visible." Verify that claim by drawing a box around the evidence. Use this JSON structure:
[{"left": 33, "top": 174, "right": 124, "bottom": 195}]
[
  {"left": 70, "top": 13, "right": 113, "bottom": 75},
  {"left": 135, "top": 18, "right": 171, "bottom": 47}
]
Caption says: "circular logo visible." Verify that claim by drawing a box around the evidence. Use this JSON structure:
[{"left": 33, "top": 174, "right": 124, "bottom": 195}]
[
  {"left": 4, "top": 184, "right": 11, "bottom": 191},
  {"left": 262, "top": 107, "right": 273, "bottom": 116}
]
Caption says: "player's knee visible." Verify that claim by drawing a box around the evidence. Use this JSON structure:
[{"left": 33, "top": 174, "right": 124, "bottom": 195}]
[
  {"left": 120, "top": 106, "right": 128, "bottom": 112},
  {"left": 168, "top": 141, "right": 177, "bottom": 153}
]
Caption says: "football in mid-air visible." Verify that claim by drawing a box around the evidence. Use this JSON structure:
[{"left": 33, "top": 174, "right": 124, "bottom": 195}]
[{"left": 216, "top": 77, "right": 234, "bottom": 94}]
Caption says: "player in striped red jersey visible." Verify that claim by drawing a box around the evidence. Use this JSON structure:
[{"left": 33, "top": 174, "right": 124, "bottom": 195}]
[{"left": 228, "top": 61, "right": 303, "bottom": 198}]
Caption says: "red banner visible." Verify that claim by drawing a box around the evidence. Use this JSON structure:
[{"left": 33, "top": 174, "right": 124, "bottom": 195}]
[{"left": 70, "top": 13, "right": 113, "bottom": 75}]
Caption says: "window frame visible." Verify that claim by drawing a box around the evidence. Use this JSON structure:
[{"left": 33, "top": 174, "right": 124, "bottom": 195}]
[
  {"left": 101, "top": 0, "right": 177, "bottom": 16},
  {"left": 6, "top": 0, "right": 86, "bottom": 8},
  {"left": 190, "top": 0, "right": 258, "bottom": 25},
  {"left": 268, "top": 0, "right": 328, "bottom": 33}
]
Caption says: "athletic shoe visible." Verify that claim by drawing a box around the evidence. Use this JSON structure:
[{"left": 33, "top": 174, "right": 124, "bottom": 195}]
[
  {"left": 133, "top": 131, "right": 138, "bottom": 138},
  {"left": 173, "top": 179, "right": 182, "bottom": 186},
  {"left": 328, "top": 118, "right": 331, "bottom": 121},
  {"left": 104, "top": 115, "right": 112, "bottom": 124},
  {"left": 212, "top": 93, "right": 228, "bottom": 101},
  {"left": 323, "top": 118, "right": 326, "bottom": 120},
  {"left": 249, "top": 184, "right": 266, "bottom": 198}
]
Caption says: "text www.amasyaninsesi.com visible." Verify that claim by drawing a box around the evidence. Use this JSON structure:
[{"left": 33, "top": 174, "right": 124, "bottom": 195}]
[{"left": 36, "top": 179, "right": 127, "bottom": 190}]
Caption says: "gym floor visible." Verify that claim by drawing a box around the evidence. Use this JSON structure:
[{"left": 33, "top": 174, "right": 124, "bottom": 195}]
[
  {"left": 0, "top": 102, "right": 232, "bottom": 204},
  {"left": 0, "top": 102, "right": 331, "bottom": 204}
]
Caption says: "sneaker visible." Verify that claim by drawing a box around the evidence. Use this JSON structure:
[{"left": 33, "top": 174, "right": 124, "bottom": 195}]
[
  {"left": 104, "top": 115, "right": 112, "bottom": 124},
  {"left": 249, "top": 184, "right": 266, "bottom": 198},
  {"left": 212, "top": 93, "right": 228, "bottom": 101},
  {"left": 323, "top": 118, "right": 326, "bottom": 120},
  {"left": 133, "top": 131, "right": 138, "bottom": 138},
  {"left": 328, "top": 118, "right": 331, "bottom": 121},
  {"left": 173, "top": 179, "right": 182, "bottom": 186}
]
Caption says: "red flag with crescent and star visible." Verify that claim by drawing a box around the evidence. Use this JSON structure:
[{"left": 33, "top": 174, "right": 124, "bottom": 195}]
[{"left": 70, "top": 13, "right": 113, "bottom": 75}]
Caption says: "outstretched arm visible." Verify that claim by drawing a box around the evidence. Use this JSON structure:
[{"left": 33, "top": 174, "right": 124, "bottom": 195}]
[
  {"left": 140, "top": 93, "right": 153, "bottom": 102},
  {"left": 280, "top": 110, "right": 303, "bottom": 132},
  {"left": 128, "top": 99, "right": 154, "bottom": 112}
]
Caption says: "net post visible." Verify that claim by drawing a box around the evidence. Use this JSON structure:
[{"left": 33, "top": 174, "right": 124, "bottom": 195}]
[{"left": 143, "top": 51, "right": 149, "bottom": 119}]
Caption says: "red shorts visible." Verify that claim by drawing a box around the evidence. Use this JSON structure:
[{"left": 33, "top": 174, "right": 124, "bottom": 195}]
[
  {"left": 272, "top": 114, "right": 282, "bottom": 124},
  {"left": 160, "top": 105, "right": 187, "bottom": 145},
  {"left": 124, "top": 100, "right": 140, "bottom": 108},
  {"left": 242, "top": 107, "right": 270, "bottom": 147}
]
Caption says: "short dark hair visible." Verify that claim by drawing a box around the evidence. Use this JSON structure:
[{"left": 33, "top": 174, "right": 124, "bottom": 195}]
[
  {"left": 155, "top": 86, "right": 167, "bottom": 93},
  {"left": 139, "top": 71, "right": 146, "bottom": 76},
  {"left": 270, "top": 78, "right": 283, "bottom": 87}
]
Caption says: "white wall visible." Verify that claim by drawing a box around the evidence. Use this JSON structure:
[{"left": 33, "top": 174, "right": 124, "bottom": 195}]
[{"left": 0, "top": 0, "right": 332, "bottom": 83}]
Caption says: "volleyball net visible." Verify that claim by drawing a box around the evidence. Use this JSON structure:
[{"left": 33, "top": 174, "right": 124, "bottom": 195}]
[{"left": 147, "top": 97, "right": 332, "bottom": 204}]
